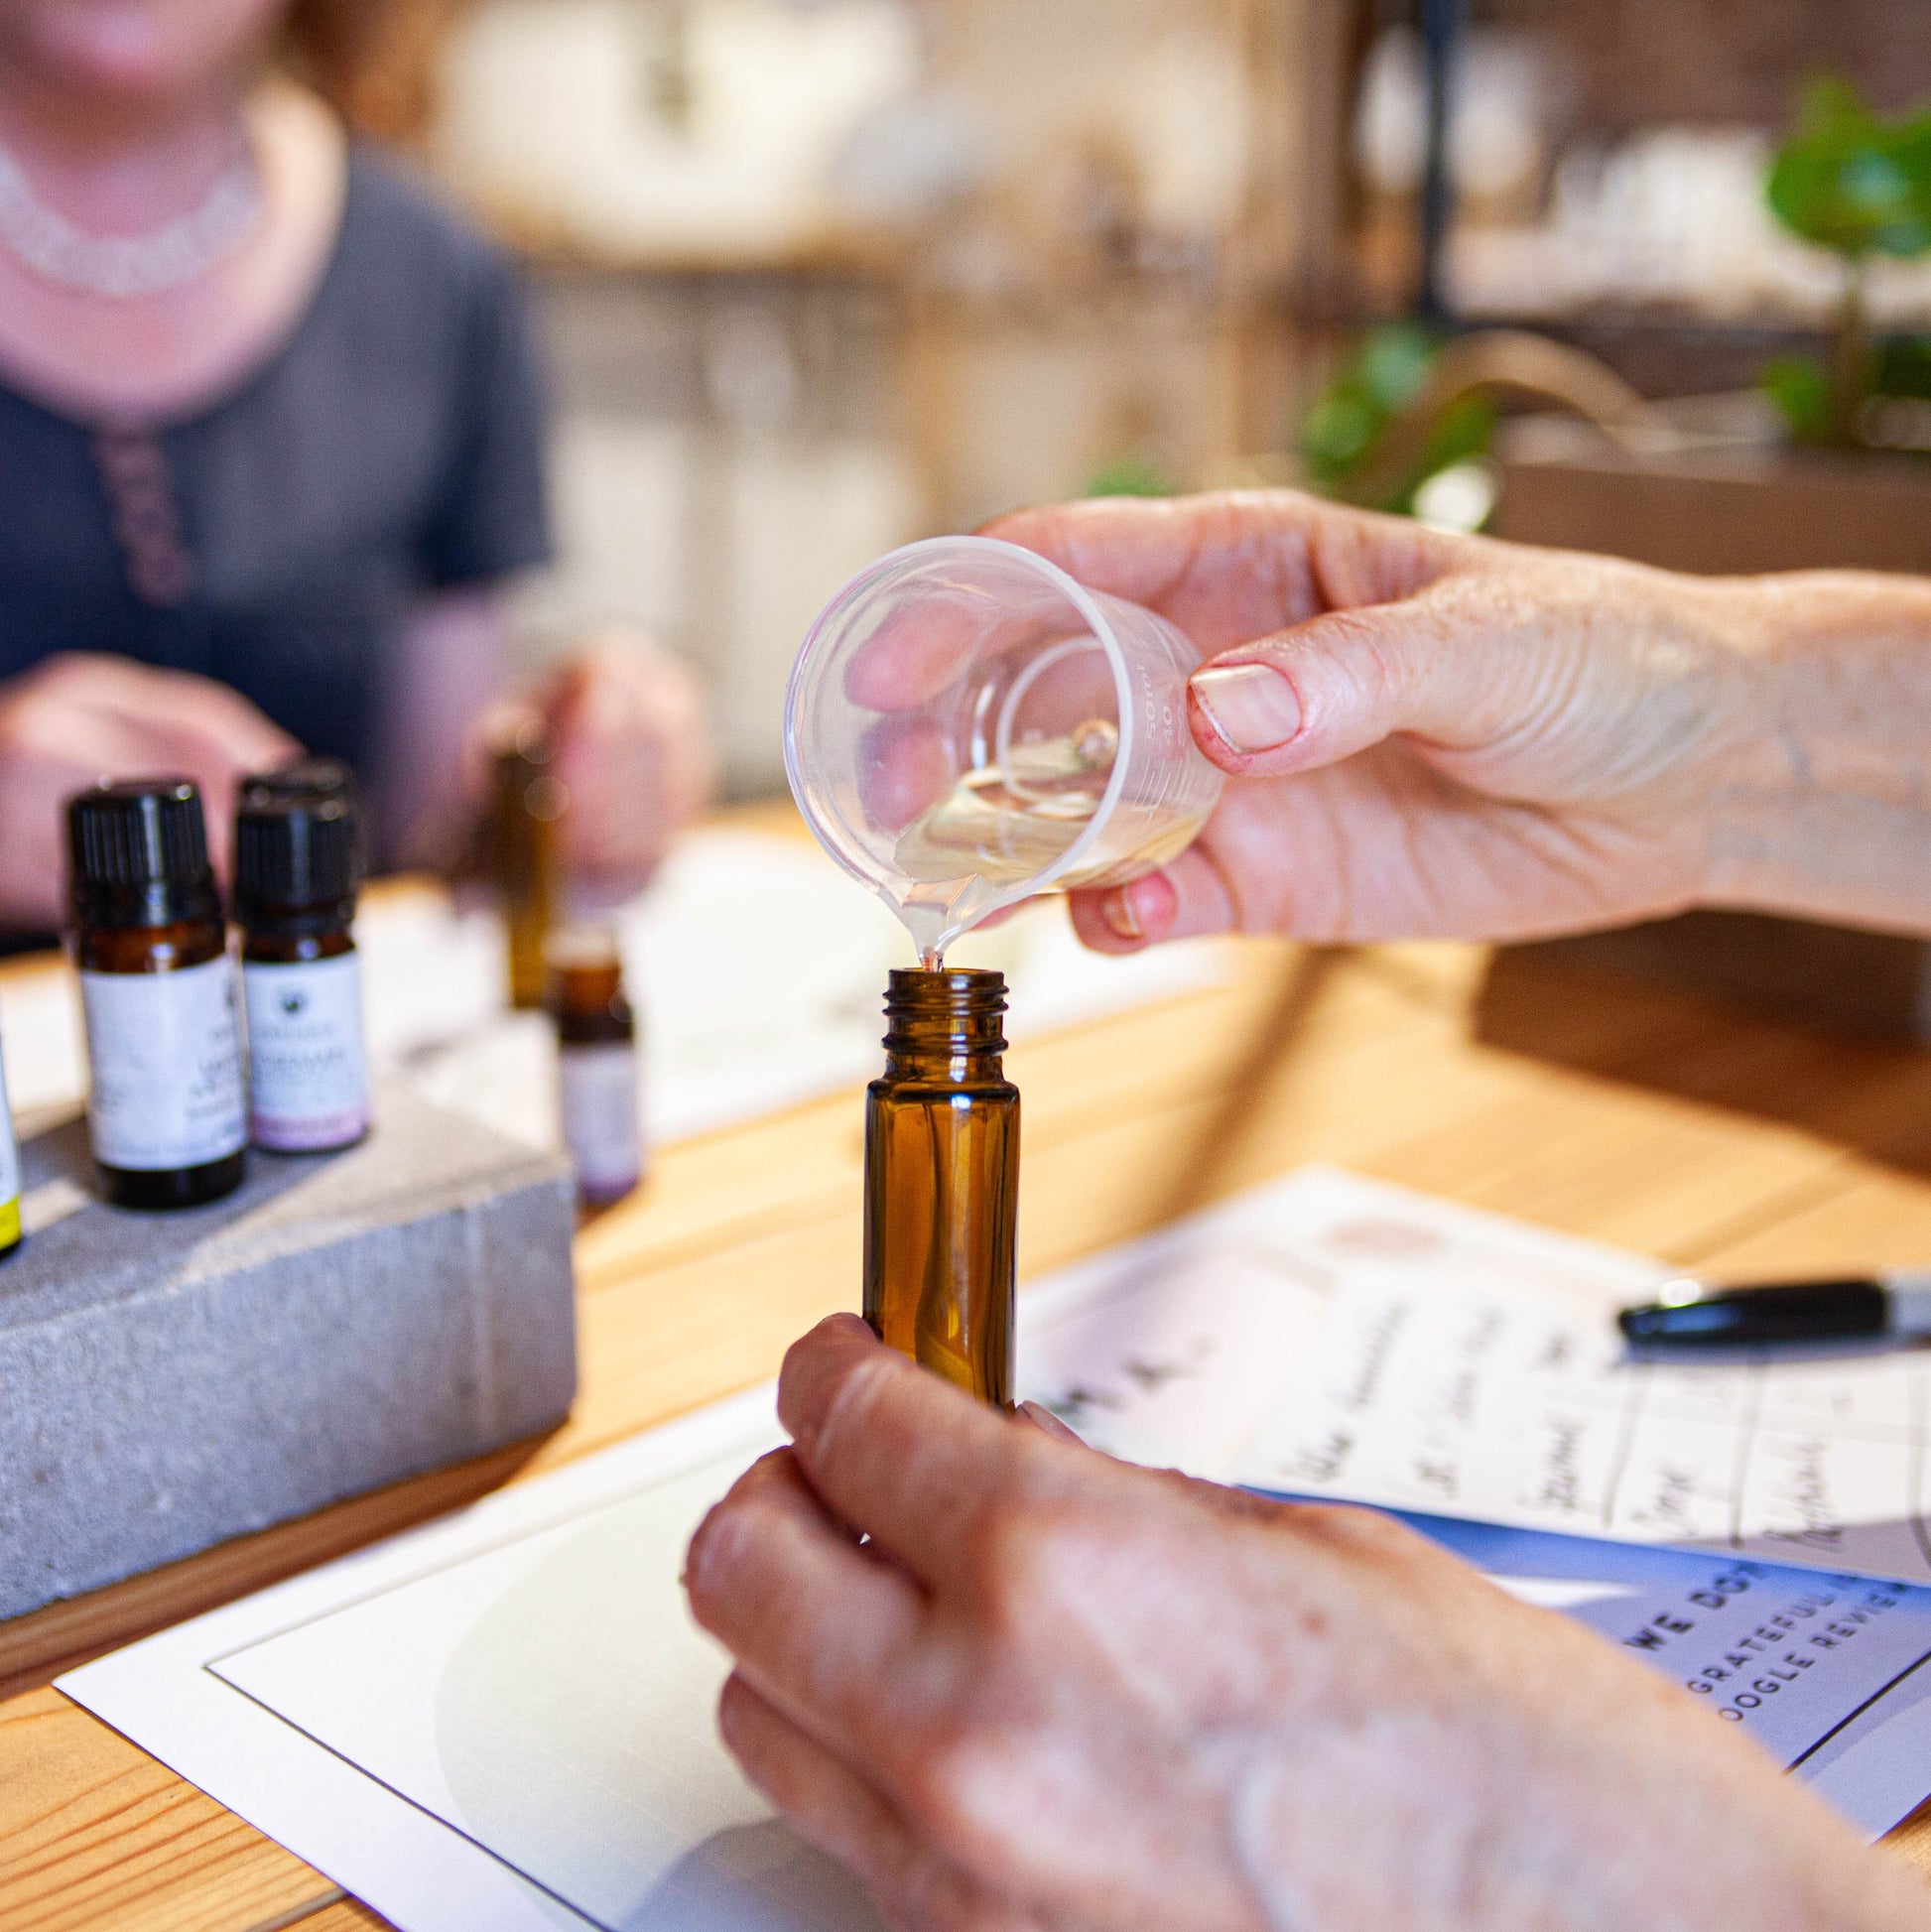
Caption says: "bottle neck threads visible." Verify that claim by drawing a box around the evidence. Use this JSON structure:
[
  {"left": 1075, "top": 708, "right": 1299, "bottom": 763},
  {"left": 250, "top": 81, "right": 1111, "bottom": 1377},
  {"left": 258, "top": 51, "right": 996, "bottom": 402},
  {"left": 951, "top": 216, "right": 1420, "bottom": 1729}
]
[{"left": 881, "top": 967, "right": 1008, "bottom": 1081}]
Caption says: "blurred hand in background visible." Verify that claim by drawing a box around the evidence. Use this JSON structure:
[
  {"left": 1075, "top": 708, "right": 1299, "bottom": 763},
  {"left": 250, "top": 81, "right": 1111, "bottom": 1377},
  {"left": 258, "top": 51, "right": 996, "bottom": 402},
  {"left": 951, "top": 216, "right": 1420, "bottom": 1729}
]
[
  {"left": 541, "top": 632, "right": 715, "bottom": 892},
  {"left": 0, "top": 652, "right": 297, "bottom": 933},
  {"left": 460, "top": 627, "right": 715, "bottom": 900}
]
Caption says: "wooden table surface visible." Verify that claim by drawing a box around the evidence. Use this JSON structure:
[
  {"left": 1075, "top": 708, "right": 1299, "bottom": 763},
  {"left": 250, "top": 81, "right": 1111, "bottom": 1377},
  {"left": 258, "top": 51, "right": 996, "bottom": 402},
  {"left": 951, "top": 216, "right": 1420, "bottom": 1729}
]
[{"left": 9, "top": 918, "right": 1931, "bottom": 1928}]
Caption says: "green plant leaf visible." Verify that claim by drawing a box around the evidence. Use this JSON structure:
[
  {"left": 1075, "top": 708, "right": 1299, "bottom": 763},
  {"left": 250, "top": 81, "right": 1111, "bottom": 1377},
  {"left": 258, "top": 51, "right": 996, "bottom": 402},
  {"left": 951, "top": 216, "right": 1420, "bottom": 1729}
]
[
  {"left": 1766, "top": 75, "right": 1931, "bottom": 258},
  {"left": 1296, "top": 324, "right": 1498, "bottom": 514},
  {"left": 1876, "top": 334, "right": 1931, "bottom": 399},
  {"left": 1760, "top": 354, "right": 1834, "bottom": 441},
  {"left": 1083, "top": 451, "right": 1180, "bottom": 499},
  {"left": 1418, "top": 392, "right": 1496, "bottom": 478},
  {"left": 1355, "top": 322, "right": 1438, "bottom": 413},
  {"left": 1299, "top": 323, "right": 1444, "bottom": 494},
  {"left": 1300, "top": 386, "right": 1382, "bottom": 486}
]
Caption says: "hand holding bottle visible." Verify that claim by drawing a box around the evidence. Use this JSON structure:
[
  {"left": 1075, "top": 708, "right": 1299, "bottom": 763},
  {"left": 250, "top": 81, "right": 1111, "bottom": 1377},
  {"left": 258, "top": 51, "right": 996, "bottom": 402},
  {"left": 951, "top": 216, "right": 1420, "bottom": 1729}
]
[
  {"left": 972, "top": 493, "right": 1931, "bottom": 952},
  {"left": 687, "top": 1315, "right": 1925, "bottom": 1932},
  {"left": 540, "top": 634, "right": 714, "bottom": 892}
]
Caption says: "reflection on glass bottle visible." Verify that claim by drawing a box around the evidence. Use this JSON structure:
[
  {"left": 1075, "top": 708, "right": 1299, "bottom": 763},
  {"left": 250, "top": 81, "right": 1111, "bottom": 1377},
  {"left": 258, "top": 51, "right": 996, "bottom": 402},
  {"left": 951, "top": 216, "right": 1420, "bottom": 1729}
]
[
  {"left": 491, "top": 723, "right": 567, "bottom": 1009},
  {"left": 863, "top": 968, "right": 1017, "bottom": 1407}
]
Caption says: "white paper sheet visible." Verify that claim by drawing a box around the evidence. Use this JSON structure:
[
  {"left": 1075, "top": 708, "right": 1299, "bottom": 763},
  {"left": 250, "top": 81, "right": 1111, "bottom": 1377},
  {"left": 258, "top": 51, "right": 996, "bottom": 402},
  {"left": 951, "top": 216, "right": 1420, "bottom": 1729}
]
[
  {"left": 1407, "top": 1518, "right": 1931, "bottom": 1836},
  {"left": 1018, "top": 1168, "right": 1931, "bottom": 1585},
  {"left": 64, "top": 1393, "right": 808, "bottom": 1932},
  {"left": 0, "top": 962, "right": 88, "bottom": 1128},
  {"left": 60, "top": 1170, "right": 1931, "bottom": 1932},
  {"left": 0, "top": 829, "right": 1233, "bottom": 1150}
]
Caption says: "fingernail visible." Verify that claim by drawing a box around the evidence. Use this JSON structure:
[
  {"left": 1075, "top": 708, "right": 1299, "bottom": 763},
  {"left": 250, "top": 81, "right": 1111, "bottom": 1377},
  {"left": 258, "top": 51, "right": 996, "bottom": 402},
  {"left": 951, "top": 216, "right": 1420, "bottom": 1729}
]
[
  {"left": 1101, "top": 885, "right": 1143, "bottom": 940},
  {"left": 1190, "top": 663, "right": 1303, "bottom": 755},
  {"left": 1018, "top": 1399, "right": 1087, "bottom": 1446}
]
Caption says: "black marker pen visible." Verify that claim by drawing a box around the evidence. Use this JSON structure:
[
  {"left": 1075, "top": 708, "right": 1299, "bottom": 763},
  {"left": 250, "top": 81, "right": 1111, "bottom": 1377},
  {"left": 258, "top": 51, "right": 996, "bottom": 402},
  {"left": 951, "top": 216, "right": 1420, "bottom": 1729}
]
[{"left": 1618, "top": 1273, "right": 1931, "bottom": 1348}]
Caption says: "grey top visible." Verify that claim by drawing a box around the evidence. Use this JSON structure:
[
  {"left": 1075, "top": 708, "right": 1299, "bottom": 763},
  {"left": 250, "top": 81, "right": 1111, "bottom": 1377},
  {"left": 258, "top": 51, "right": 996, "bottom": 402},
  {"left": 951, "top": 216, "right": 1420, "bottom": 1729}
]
[{"left": 0, "top": 146, "right": 553, "bottom": 785}]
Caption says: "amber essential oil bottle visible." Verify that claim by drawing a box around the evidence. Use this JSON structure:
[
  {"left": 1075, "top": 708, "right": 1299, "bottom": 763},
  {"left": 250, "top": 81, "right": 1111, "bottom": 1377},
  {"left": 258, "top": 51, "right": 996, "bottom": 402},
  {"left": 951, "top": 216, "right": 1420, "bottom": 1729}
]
[
  {"left": 863, "top": 967, "right": 1018, "bottom": 1407},
  {"left": 545, "top": 926, "right": 644, "bottom": 1208},
  {"left": 69, "top": 780, "right": 247, "bottom": 1209},
  {"left": 235, "top": 794, "right": 370, "bottom": 1153},
  {"left": 491, "top": 725, "right": 564, "bottom": 1009}
]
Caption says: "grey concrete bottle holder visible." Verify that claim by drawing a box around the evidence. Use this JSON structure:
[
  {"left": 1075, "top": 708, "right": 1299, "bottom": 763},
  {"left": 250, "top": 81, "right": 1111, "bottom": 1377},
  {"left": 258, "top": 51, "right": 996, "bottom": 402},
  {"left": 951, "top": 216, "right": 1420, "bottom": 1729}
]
[{"left": 0, "top": 1086, "right": 577, "bottom": 1620}]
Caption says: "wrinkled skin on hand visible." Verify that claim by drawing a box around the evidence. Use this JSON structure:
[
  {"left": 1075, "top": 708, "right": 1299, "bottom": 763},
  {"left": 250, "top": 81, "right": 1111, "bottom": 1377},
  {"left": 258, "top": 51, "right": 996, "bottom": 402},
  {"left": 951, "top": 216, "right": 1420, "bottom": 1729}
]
[
  {"left": 935, "top": 492, "right": 1931, "bottom": 952},
  {"left": 687, "top": 1316, "right": 1929, "bottom": 1932},
  {"left": 0, "top": 651, "right": 297, "bottom": 931}
]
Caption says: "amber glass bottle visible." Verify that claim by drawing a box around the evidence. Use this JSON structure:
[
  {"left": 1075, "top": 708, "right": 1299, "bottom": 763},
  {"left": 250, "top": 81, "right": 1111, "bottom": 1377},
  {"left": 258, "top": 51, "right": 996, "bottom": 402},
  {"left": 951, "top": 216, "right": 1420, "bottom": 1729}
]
[
  {"left": 863, "top": 967, "right": 1018, "bottom": 1406},
  {"left": 234, "top": 796, "right": 369, "bottom": 1153},
  {"left": 491, "top": 725, "right": 564, "bottom": 1009},
  {"left": 544, "top": 926, "right": 643, "bottom": 1207},
  {"left": 68, "top": 780, "right": 247, "bottom": 1209}
]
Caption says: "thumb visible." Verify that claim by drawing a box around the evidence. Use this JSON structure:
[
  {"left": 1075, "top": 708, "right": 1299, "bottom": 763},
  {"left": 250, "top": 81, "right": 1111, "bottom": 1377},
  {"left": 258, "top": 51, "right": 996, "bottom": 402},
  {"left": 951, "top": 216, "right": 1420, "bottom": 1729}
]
[{"left": 1186, "top": 580, "right": 1533, "bottom": 778}]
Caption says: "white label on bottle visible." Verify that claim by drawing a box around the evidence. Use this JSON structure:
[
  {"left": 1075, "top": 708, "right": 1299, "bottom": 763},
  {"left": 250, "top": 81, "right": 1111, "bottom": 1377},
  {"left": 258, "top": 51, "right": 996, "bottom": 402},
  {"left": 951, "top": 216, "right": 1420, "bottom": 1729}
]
[
  {"left": 558, "top": 1042, "right": 642, "bottom": 1201},
  {"left": 0, "top": 1049, "right": 20, "bottom": 1222},
  {"left": 81, "top": 958, "right": 246, "bottom": 1171},
  {"left": 243, "top": 954, "right": 370, "bottom": 1151}
]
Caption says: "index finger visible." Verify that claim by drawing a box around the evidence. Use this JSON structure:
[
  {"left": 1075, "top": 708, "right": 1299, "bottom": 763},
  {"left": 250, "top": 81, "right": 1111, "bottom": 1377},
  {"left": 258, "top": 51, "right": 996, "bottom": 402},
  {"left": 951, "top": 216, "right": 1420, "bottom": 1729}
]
[
  {"left": 75, "top": 659, "right": 298, "bottom": 761},
  {"left": 980, "top": 490, "right": 1455, "bottom": 655},
  {"left": 777, "top": 1315, "right": 1054, "bottom": 1589}
]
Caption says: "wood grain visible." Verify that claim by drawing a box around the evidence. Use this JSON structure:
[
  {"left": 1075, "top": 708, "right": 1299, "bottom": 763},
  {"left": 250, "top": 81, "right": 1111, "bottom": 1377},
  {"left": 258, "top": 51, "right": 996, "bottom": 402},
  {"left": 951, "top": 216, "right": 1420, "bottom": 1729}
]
[
  {"left": 0, "top": 1689, "right": 331, "bottom": 1932},
  {"left": 278, "top": 1904, "right": 393, "bottom": 1932},
  {"left": 9, "top": 930, "right": 1931, "bottom": 1922}
]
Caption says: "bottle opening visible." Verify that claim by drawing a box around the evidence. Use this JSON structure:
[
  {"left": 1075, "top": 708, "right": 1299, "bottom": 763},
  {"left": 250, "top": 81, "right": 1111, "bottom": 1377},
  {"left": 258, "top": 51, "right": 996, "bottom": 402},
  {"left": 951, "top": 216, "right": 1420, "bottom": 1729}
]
[
  {"left": 882, "top": 966, "right": 1007, "bottom": 1057},
  {"left": 884, "top": 966, "right": 1006, "bottom": 1010}
]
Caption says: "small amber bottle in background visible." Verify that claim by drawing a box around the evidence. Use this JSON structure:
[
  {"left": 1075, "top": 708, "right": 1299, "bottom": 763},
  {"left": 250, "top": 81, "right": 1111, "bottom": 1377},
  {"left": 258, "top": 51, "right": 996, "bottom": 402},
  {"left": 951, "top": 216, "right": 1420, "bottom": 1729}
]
[
  {"left": 234, "top": 795, "right": 369, "bottom": 1153},
  {"left": 544, "top": 926, "right": 643, "bottom": 1208},
  {"left": 491, "top": 724, "right": 566, "bottom": 1009},
  {"left": 68, "top": 780, "right": 247, "bottom": 1209},
  {"left": 0, "top": 1025, "right": 21, "bottom": 1259},
  {"left": 863, "top": 967, "right": 1018, "bottom": 1406}
]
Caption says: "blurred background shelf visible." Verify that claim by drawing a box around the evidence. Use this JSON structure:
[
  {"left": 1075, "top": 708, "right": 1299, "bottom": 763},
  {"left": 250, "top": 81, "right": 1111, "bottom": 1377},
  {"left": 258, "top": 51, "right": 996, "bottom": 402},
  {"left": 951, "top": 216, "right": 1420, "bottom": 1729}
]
[{"left": 303, "top": 0, "right": 1929, "bottom": 841}]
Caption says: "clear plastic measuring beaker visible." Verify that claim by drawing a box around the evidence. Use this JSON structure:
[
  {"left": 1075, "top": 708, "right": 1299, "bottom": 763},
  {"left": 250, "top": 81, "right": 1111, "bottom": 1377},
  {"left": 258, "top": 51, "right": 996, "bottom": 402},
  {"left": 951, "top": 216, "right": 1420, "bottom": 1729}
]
[{"left": 784, "top": 536, "right": 1223, "bottom": 961}]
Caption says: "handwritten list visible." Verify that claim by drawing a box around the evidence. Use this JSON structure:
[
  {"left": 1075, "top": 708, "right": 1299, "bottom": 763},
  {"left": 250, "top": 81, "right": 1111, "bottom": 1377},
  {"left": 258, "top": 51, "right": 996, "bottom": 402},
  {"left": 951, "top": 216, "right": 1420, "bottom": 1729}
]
[{"left": 1017, "top": 1168, "right": 1931, "bottom": 1586}]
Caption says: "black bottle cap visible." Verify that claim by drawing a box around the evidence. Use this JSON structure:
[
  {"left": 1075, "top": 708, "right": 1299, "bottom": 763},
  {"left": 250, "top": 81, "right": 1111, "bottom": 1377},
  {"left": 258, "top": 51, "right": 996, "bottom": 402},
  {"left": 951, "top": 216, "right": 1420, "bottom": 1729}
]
[
  {"left": 67, "top": 778, "right": 219, "bottom": 929},
  {"left": 234, "top": 797, "right": 361, "bottom": 920},
  {"left": 237, "top": 757, "right": 357, "bottom": 813}
]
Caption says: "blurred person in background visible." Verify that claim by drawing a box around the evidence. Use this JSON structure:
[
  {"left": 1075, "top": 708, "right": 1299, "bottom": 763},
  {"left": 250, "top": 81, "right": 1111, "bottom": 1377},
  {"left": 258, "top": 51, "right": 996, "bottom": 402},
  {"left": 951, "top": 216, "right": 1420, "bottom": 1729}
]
[{"left": 0, "top": 0, "right": 712, "bottom": 938}]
